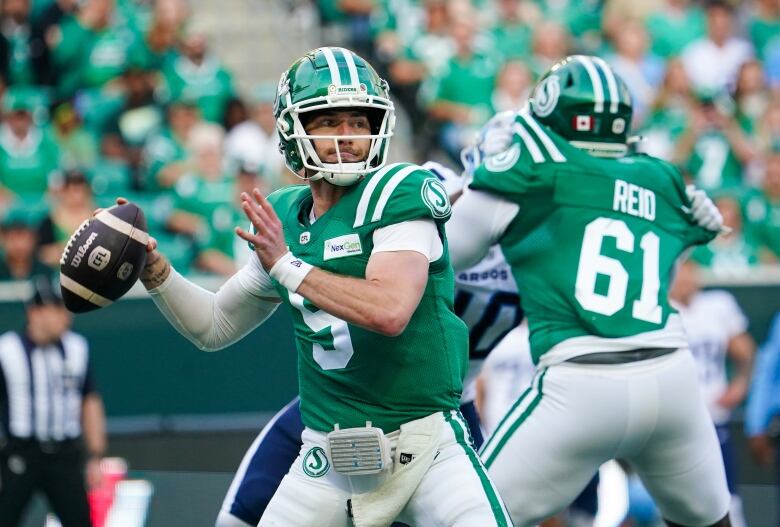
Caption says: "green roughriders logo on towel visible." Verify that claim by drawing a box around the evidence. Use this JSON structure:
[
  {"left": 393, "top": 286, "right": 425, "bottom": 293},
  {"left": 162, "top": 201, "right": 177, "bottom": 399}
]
[{"left": 302, "top": 447, "right": 330, "bottom": 477}]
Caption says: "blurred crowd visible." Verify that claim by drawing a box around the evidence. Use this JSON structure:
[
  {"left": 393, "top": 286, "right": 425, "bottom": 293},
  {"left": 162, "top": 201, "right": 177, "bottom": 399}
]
[
  {"left": 0, "top": 0, "right": 295, "bottom": 280},
  {"left": 1, "top": 0, "right": 780, "bottom": 280}
]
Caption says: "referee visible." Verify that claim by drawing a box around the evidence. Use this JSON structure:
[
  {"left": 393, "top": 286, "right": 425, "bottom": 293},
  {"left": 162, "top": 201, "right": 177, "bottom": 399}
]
[{"left": 0, "top": 276, "right": 107, "bottom": 526}]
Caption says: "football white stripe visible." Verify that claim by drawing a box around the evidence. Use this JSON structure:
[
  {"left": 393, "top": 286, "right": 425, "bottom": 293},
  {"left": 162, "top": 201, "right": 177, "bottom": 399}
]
[
  {"left": 591, "top": 56, "right": 620, "bottom": 114},
  {"left": 60, "top": 274, "right": 112, "bottom": 307},
  {"left": 371, "top": 165, "right": 419, "bottom": 222},
  {"left": 338, "top": 47, "right": 359, "bottom": 86},
  {"left": 353, "top": 163, "right": 404, "bottom": 227},
  {"left": 321, "top": 47, "right": 342, "bottom": 86},
  {"left": 96, "top": 210, "right": 149, "bottom": 245},
  {"left": 513, "top": 122, "right": 545, "bottom": 163},
  {"left": 574, "top": 55, "right": 604, "bottom": 113},
  {"left": 520, "top": 113, "right": 566, "bottom": 162}
]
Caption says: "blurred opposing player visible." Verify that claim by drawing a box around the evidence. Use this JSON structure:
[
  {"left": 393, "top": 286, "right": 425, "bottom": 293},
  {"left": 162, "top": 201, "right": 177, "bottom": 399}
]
[
  {"left": 447, "top": 55, "right": 731, "bottom": 526},
  {"left": 475, "top": 323, "right": 532, "bottom": 438},
  {"left": 670, "top": 259, "right": 755, "bottom": 526},
  {"left": 141, "top": 47, "right": 510, "bottom": 527},
  {"left": 216, "top": 159, "right": 519, "bottom": 527}
]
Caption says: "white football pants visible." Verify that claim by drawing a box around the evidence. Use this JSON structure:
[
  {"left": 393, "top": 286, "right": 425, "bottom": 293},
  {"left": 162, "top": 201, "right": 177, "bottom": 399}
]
[
  {"left": 482, "top": 349, "right": 730, "bottom": 527},
  {"left": 259, "top": 410, "right": 512, "bottom": 526}
]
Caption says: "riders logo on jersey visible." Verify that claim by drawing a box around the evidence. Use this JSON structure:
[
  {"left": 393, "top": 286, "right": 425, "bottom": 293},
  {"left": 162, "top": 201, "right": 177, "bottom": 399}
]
[
  {"left": 573, "top": 115, "right": 594, "bottom": 131},
  {"left": 485, "top": 143, "right": 521, "bottom": 173},
  {"left": 421, "top": 178, "right": 451, "bottom": 219},
  {"left": 530, "top": 75, "right": 560, "bottom": 118},
  {"left": 324, "top": 234, "right": 363, "bottom": 260},
  {"left": 302, "top": 447, "right": 330, "bottom": 478}
]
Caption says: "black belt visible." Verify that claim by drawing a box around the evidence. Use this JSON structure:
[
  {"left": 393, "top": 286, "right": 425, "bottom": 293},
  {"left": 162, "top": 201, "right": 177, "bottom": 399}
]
[
  {"left": 567, "top": 347, "right": 677, "bottom": 365},
  {"left": 3, "top": 437, "right": 79, "bottom": 454}
]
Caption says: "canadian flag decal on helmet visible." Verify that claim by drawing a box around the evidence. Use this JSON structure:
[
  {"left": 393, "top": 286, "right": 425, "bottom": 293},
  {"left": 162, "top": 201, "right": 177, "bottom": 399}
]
[{"left": 573, "top": 115, "right": 594, "bottom": 131}]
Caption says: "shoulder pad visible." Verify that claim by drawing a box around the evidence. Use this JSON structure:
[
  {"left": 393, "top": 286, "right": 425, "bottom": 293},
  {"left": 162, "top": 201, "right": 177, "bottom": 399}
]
[
  {"left": 265, "top": 184, "right": 308, "bottom": 211},
  {"left": 471, "top": 111, "right": 568, "bottom": 197},
  {"left": 352, "top": 163, "right": 451, "bottom": 228}
]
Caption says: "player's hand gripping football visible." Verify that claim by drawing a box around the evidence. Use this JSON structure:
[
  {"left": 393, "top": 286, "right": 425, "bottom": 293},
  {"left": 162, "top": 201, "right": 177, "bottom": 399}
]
[
  {"left": 236, "top": 188, "right": 288, "bottom": 271},
  {"left": 92, "top": 198, "right": 166, "bottom": 288},
  {"left": 92, "top": 197, "right": 159, "bottom": 255}
]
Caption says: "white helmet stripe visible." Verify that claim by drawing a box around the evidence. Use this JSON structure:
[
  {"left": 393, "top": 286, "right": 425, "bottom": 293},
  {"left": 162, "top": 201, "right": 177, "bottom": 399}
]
[
  {"left": 574, "top": 55, "right": 604, "bottom": 113},
  {"left": 321, "top": 47, "right": 342, "bottom": 86},
  {"left": 338, "top": 47, "right": 360, "bottom": 86},
  {"left": 591, "top": 56, "right": 620, "bottom": 114}
]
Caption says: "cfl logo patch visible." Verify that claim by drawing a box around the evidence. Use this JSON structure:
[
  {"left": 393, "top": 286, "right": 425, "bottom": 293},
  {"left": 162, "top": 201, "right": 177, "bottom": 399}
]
[{"left": 88, "top": 246, "right": 111, "bottom": 271}]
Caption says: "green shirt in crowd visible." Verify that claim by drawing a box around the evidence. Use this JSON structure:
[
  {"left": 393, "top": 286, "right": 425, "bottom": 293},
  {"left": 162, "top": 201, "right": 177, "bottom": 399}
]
[
  {"left": 646, "top": 6, "right": 706, "bottom": 58},
  {"left": 0, "top": 125, "right": 59, "bottom": 199},
  {"left": 424, "top": 50, "right": 501, "bottom": 125},
  {"left": 161, "top": 56, "right": 234, "bottom": 123}
]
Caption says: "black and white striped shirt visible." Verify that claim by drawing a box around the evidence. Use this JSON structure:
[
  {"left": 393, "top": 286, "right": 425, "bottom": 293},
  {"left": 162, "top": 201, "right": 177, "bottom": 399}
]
[{"left": 0, "top": 330, "right": 95, "bottom": 442}]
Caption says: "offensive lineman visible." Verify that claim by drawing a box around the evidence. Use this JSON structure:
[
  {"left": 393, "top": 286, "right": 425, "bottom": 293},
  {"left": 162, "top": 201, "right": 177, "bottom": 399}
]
[
  {"left": 139, "top": 47, "right": 511, "bottom": 526},
  {"left": 447, "top": 55, "right": 732, "bottom": 526}
]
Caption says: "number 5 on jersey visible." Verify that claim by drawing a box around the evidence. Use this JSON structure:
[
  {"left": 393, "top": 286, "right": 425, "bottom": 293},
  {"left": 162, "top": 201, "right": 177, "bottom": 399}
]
[
  {"left": 575, "top": 217, "right": 661, "bottom": 324},
  {"left": 289, "top": 292, "right": 355, "bottom": 370}
]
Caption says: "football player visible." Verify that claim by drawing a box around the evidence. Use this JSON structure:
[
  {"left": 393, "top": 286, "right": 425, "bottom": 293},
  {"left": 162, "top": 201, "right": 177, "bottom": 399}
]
[
  {"left": 669, "top": 259, "right": 755, "bottom": 526},
  {"left": 447, "top": 55, "right": 732, "bottom": 526},
  {"left": 139, "top": 47, "right": 511, "bottom": 527},
  {"left": 215, "top": 158, "right": 518, "bottom": 527}
]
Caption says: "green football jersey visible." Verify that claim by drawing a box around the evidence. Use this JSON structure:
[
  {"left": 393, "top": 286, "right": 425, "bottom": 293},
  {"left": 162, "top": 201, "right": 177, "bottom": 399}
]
[
  {"left": 470, "top": 111, "right": 717, "bottom": 364},
  {"left": 265, "top": 162, "right": 468, "bottom": 433}
]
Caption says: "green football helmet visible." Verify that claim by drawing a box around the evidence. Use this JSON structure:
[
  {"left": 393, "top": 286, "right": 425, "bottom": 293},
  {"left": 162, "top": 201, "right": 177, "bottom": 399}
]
[
  {"left": 530, "top": 55, "right": 633, "bottom": 158},
  {"left": 275, "top": 47, "right": 395, "bottom": 186}
]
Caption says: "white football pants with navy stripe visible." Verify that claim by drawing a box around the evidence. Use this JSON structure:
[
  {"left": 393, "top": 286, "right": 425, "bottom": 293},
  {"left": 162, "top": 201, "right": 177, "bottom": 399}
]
[
  {"left": 259, "top": 411, "right": 512, "bottom": 526},
  {"left": 481, "top": 349, "right": 730, "bottom": 527}
]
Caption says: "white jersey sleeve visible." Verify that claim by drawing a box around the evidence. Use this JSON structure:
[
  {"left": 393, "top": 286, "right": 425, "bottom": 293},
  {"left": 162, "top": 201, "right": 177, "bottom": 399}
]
[
  {"left": 372, "top": 218, "right": 443, "bottom": 262},
  {"left": 149, "top": 258, "right": 280, "bottom": 352},
  {"left": 447, "top": 188, "right": 520, "bottom": 271},
  {"left": 681, "top": 290, "right": 748, "bottom": 424}
]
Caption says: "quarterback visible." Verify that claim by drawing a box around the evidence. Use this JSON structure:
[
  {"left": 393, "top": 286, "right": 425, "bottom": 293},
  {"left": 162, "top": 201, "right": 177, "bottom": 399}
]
[
  {"left": 139, "top": 47, "right": 511, "bottom": 527},
  {"left": 447, "top": 55, "right": 732, "bottom": 526},
  {"left": 216, "top": 160, "right": 516, "bottom": 527}
]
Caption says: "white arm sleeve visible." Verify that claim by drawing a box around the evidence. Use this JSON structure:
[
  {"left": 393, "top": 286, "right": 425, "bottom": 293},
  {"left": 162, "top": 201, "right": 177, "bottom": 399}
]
[
  {"left": 148, "top": 257, "right": 281, "bottom": 352},
  {"left": 372, "top": 218, "right": 443, "bottom": 261},
  {"left": 447, "top": 189, "right": 520, "bottom": 270}
]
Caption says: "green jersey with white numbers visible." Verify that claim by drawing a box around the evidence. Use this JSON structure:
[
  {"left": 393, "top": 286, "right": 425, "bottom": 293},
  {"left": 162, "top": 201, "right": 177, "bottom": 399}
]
[
  {"left": 470, "top": 111, "right": 717, "bottom": 365},
  {"left": 266, "top": 163, "right": 468, "bottom": 433}
]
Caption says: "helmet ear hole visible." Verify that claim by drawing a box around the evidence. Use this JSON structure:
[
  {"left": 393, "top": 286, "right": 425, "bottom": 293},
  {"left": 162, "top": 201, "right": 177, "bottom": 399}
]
[{"left": 277, "top": 117, "right": 290, "bottom": 134}]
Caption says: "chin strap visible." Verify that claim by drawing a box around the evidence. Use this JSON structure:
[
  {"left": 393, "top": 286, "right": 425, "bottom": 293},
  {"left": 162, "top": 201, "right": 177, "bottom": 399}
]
[{"left": 312, "top": 162, "right": 367, "bottom": 186}]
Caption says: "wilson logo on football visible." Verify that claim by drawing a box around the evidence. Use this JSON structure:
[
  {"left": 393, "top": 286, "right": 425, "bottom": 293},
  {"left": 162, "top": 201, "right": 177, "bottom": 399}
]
[
  {"left": 531, "top": 75, "right": 560, "bottom": 118},
  {"left": 70, "top": 232, "right": 99, "bottom": 268},
  {"left": 88, "top": 246, "right": 111, "bottom": 271}
]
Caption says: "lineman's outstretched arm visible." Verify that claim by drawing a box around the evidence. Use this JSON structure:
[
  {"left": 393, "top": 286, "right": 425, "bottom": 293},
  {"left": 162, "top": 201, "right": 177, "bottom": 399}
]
[
  {"left": 446, "top": 188, "right": 519, "bottom": 270},
  {"left": 141, "top": 249, "right": 280, "bottom": 351}
]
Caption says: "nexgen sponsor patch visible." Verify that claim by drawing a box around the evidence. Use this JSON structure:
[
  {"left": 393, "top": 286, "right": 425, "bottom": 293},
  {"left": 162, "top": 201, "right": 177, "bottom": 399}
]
[{"left": 323, "top": 234, "right": 363, "bottom": 260}]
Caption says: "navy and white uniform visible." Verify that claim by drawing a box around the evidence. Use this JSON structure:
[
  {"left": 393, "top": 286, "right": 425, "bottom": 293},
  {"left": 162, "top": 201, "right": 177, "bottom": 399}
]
[
  {"left": 216, "top": 248, "right": 522, "bottom": 527},
  {"left": 677, "top": 290, "right": 749, "bottom": 494}
]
